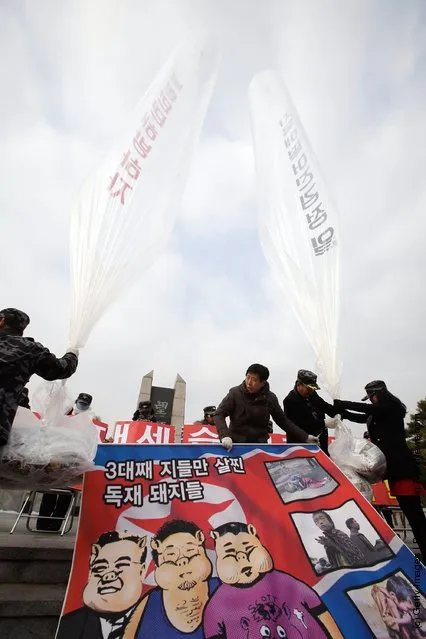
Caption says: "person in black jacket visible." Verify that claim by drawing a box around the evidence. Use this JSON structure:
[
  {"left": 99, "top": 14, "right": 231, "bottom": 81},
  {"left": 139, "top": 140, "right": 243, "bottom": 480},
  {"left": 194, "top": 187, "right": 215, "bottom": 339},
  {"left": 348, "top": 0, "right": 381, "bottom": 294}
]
[
  {"left": 0, "top": 308, "right": 79, "bottom": 446},
  {"left": 283, "top": 370, "right": 341, "bottom": 455},
  {"left": 214, "top": 363, "right": 317, "bottom": 450},
  {"left": 194, "top": 405, "right": 216, "bottom": 426},
  {"left": 335, "top": 380, "right": 426, "bottom": 564},
  {"left": 132, "top": 400, "right": 157, "bottom": 423},
  {"left": 18, "top": 387, "right": 31, "bottom": 409}
]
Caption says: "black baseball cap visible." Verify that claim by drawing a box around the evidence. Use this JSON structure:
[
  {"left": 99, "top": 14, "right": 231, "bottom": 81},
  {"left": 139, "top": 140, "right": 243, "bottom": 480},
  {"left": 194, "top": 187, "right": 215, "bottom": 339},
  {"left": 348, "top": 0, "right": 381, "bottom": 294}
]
[
  {"left": 76, "top": 393, "right": 92, "bottom": 409},
  {"left": 139, "top": 400, "right": 152, "bottom": 408},
  {"left": 203, "top": 406, "right": 216, "bottom": 415},
  {"left": 297, "top": 369, "right": 320, "bottom": 390},
  {"left": 362, "top": 380, "right": 386, "bottom": 401},
  {"left": 0, "top": 308, "right": 30, "bottom": 334}
]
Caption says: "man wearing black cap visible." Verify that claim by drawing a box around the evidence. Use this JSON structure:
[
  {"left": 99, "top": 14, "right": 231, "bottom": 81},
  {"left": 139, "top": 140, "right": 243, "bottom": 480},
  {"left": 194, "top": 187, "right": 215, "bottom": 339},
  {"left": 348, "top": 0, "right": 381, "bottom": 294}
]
[
  {"left": 0, "top": 307, "right": 79, "bottom": 446},
  {"left": 132, "top": 400, "right": 157, "bottom": 423},
  {"left": 68, "top": 393, "right": 93, "bottom": 416},
  {"left": 283, "top": 370, "right": 342, "bottom": 455},
  {"left": 195, "top": 406, "right": 216, "bottom": 426}
]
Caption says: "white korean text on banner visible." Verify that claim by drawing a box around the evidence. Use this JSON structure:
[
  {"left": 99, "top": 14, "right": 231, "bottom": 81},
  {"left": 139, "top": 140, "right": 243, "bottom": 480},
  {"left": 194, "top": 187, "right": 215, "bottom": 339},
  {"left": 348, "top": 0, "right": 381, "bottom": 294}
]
[
  {"left": 112, "top": 421, "right": 175, "bottom": 445},
  {"left": 57, "top": 444, "right": 425, "bottom": 638}
]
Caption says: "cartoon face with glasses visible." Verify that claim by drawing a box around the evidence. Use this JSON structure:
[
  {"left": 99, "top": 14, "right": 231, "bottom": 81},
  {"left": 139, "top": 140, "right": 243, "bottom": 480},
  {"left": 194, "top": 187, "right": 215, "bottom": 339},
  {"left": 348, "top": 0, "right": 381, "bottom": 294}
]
[{"left": 83, "top": 531, "right": 147, "bottom": 614}]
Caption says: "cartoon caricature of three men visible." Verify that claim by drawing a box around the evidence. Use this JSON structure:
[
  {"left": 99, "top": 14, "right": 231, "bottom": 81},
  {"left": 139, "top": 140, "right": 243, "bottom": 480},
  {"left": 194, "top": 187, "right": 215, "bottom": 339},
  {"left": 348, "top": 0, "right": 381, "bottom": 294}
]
[{"left": 57, "top": 521, "right": 343, "bottom": 639}]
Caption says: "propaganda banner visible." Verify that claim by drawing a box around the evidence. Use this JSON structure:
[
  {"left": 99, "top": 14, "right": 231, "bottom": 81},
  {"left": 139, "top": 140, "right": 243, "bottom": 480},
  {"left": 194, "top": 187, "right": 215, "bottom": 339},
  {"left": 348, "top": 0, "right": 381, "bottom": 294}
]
[
  {"left": 181, "top": 427, "right": 393, "bottom": 507},
  {"left": 93, "top": 418, "right": 112, "bottom": 444},
  {"left": 112, "top": 421, "right": 175, "bottom": 445},
  {"left": 57, "top": 444, "right": 425, "bottom": 639}
]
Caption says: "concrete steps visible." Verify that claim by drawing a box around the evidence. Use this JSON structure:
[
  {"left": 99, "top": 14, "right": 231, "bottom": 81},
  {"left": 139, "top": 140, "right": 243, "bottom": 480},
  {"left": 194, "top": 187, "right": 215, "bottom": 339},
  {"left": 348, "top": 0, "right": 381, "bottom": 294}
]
[
  {"left": 0, "top": 545, "right": 73, "bottom": 584},
  {"left": 0, "top": 515, "right": 76, "bottom": 639}
]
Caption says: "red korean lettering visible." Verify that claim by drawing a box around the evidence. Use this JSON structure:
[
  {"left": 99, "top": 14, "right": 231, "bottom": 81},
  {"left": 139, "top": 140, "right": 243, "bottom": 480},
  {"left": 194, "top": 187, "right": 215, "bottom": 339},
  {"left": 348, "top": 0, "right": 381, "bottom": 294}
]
[
  {"left": 108, "top": 172, "right": 133, "bottom": 205},
  {"left": 152, "top": 100, "right": 166, "bottom": 126},
  {"left": 133, "top": 131, "right": 152, "bottom": 158},
  {"left": 121, "top": 150, "right": 141, "bottom": 181},
  {"left": 142, "top": 113, "right": 158, "bottom": 141},
  {"left": 159, "top": 90, "right": 172, "bottom": 114}
]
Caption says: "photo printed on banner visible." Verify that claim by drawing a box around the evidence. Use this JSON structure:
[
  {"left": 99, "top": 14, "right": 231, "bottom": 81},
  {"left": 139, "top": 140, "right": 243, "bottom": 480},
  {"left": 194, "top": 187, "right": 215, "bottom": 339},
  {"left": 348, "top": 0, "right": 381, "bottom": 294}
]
[
  {"left": 346, "top": 569, "right": 426, "bottom": 639},
  {"left": 291, "top": 499, "right": 393, "bottom": 576},
  {"left": 265, "top": 456, "right": 338, "bottom": 504}
]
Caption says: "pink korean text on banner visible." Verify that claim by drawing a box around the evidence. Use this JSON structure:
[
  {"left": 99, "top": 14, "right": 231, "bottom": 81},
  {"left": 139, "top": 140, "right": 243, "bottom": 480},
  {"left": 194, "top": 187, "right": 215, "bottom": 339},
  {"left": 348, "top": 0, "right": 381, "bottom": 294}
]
[
  {"left": 112, "top": 421, "right": 175, "bottom": 445},
  {"left": 57, "top": 444, "right": 426, "bottom": 639}
]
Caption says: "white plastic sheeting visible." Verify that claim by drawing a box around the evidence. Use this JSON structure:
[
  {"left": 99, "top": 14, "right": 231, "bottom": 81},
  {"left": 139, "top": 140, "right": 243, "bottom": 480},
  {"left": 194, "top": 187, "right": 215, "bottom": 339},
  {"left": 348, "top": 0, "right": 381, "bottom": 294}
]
[
  {"left": 249, "top": 70, "right": 340, "bottom": 398},
  {"left": 329, "top": 420, "right": 387, "bottom": 502},
  {"left": 0, "top": 403, "right": 98, "bottom": 489},
  {"left": 69, "top": 32, "right": 219, "bottom": 348}
]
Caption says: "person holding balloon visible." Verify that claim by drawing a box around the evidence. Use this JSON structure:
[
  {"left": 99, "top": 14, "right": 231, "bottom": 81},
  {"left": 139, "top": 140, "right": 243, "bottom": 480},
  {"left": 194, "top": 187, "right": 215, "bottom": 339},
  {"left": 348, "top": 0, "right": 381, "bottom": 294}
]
[
  {"left": 335, "top": 381, "right": 426, "bottom": 564},
  {"left": 0, "top": 308, "right": 79, "bottom": 447}
]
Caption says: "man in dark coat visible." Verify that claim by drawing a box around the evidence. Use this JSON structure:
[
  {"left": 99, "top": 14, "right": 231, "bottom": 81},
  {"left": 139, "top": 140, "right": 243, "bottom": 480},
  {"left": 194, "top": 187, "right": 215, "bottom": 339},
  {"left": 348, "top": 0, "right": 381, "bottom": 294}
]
[
  {"left": 18, "top": 387, "right": 31, "bottom": 409},
  {"left": 194, "top": 405, "right": 216, "bottom": 426},
  {"left": 0, "top": 308, "right": 79, "bottom": 446},
  {"left": 283, "top": 369, "right": 341, "bottom": 455},
  {"left": 214, "top": 363, "right": 315, "bottom": 450},
  {"left": 132, "top": 400, "right": 157, "bottom": 423}
]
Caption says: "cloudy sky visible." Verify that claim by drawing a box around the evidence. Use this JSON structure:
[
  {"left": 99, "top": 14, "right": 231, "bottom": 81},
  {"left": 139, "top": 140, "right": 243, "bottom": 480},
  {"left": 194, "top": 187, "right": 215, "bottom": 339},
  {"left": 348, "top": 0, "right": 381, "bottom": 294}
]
[{"left": 1, "top": 0, "right": 425, "bottom": 431}]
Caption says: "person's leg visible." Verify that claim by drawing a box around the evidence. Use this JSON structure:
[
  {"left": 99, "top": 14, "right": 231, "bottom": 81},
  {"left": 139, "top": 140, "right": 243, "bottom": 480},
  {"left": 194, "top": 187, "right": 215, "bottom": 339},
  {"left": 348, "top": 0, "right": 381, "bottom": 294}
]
[
  {"left": 396, "top": 495, "right": 426, "bottom": 563},
  {"left": 377, "top": 507, "right": 394, "bottom": 529},
  {"left": 319, "top": 430, "right": 329, "bottom": 456},
  {"left": 36, "top": 493, "right": 57, "bottom": 530},
  {"left": 49, "top": 494, "right": 73, "bottom": 531}
]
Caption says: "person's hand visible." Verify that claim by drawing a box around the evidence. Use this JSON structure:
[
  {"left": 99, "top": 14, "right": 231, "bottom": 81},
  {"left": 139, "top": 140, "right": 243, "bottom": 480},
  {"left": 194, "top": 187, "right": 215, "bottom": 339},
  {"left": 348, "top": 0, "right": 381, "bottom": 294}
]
[
  {"left": 315, "top": 536, "right": 327, "bottom": 546},
  {"left": 307, "top": 434, "right": 319, "bottom": 444},
  {"left": 221, "top": 437, "right": 233, "bottom": 451},
  {"left": 66, "top": 347, "right": 80, "bottom": 357}
]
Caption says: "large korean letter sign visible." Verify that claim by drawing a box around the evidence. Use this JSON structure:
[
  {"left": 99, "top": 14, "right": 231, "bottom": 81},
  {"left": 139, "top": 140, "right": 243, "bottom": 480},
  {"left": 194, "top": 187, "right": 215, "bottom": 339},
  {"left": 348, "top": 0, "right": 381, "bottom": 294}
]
[{"left": 57, "top": 445, "right": 426, "bottom": 639}]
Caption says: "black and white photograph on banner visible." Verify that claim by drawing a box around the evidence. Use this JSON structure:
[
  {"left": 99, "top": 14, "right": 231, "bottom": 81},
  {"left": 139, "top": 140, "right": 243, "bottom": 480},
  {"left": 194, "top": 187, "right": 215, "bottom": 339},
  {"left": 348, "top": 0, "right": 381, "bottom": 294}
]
[
  {"left": 346, "top": 570, "right": 426, "bottom": 639},
  {"left": 265, "top": 456, "right": 338, "bottom": 504},
  {"left": 291, "top": 500, "right": 393, "bottom": 575}
]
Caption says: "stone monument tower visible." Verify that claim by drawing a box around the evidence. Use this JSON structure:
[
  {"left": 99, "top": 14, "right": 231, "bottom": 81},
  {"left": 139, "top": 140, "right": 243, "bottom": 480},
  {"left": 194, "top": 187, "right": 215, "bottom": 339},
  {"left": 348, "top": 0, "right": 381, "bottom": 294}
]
[{"left": 136, "top": 371, "right": 186, "bottom": 442}]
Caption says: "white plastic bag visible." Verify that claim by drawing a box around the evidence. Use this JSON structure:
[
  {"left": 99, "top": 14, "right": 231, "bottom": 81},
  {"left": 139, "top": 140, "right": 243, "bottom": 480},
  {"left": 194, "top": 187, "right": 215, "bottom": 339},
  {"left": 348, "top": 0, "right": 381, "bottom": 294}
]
[
  {"left": 340, "top": 465, "right": 374, "bottom": 502},
  {"left": 329, "top": 421, "right": 387, "bottom": 500},
  {"left": 351, "top": 437, "right": 387, "bottom": 483},
  {"left": 0, "top": 405, "right": 98, "bottom": 490}
]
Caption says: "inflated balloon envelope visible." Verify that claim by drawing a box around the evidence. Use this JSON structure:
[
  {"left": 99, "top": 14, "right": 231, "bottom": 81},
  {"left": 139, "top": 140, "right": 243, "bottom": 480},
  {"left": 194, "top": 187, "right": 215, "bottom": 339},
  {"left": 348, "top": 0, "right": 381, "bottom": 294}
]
[
  {"left": 249, "top": 70, "right": 340, "bottom": 399},
  {"left": 69, "top": 31, "right": 219, "bottom": 349},
  {"left": 249, "top": 72, "right": 386, "bottom": 498}
]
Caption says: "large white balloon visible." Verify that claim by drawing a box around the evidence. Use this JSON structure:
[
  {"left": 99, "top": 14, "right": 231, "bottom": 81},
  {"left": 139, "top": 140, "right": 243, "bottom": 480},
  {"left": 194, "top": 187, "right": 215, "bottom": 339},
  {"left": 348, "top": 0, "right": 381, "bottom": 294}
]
[
  {"left": 69, "top": 32, "right": 219, "bottom": 348},
  {"left": 249, "top": 70, "right": 340, "bottom": 398}
]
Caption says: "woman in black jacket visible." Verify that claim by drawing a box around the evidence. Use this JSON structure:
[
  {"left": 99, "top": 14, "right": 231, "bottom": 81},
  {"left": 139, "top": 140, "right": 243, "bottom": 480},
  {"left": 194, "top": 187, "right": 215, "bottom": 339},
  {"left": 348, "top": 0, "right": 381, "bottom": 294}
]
[{"left": 334, "top": 380, "right": 426, "bottom": 564}]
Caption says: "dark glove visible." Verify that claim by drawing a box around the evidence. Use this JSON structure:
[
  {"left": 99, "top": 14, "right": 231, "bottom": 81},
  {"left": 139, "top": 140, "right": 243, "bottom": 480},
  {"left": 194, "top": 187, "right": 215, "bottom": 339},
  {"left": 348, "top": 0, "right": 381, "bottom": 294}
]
[{"left": 333, "top": 399, "right": 345, "bottom": 409}]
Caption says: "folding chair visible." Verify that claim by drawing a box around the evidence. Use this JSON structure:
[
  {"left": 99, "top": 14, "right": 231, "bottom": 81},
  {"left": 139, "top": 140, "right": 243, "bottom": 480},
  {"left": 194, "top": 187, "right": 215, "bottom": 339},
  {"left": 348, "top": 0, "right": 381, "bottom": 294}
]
[{"left": 9, "top": 488, "right": 80, "bottom": 536}]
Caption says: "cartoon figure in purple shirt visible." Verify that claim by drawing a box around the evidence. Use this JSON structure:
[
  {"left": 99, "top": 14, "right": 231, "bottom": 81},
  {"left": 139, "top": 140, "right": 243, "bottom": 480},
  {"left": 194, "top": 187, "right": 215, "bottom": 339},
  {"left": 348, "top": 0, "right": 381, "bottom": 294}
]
[{"left": 203, "top": 522, "right": 343, "bottom": 639}]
